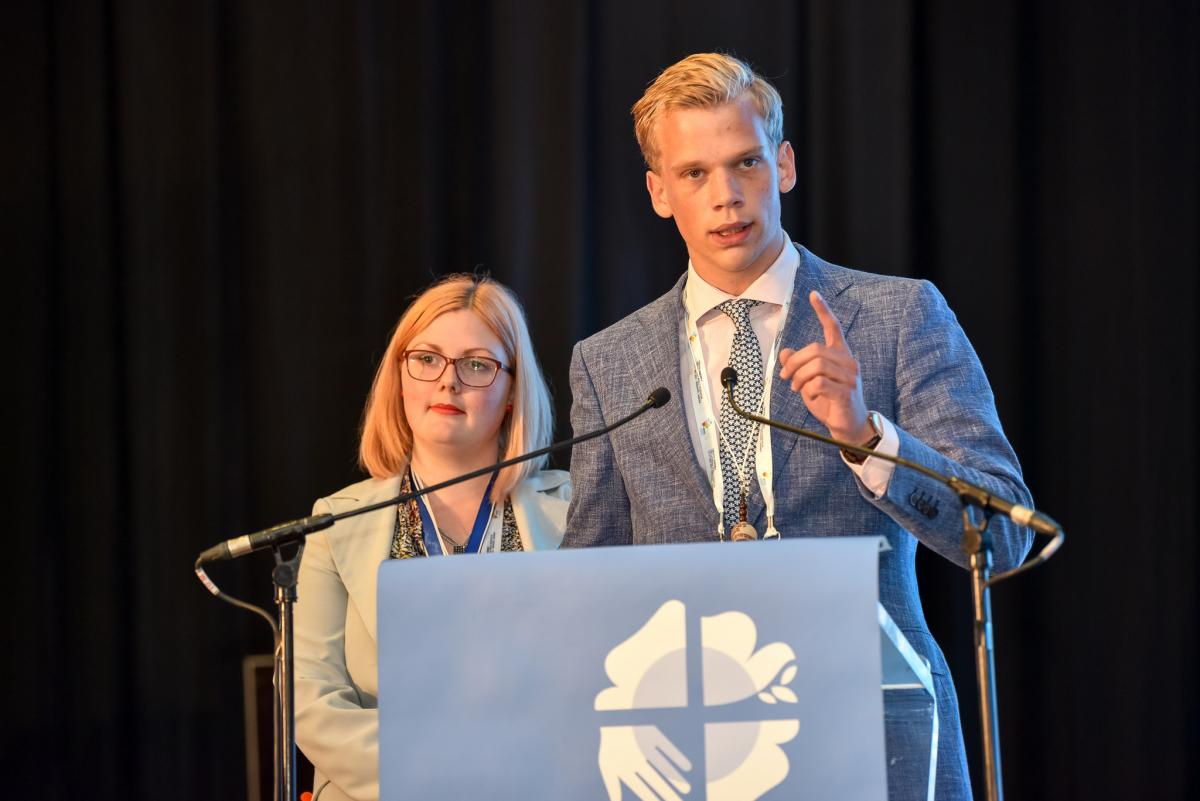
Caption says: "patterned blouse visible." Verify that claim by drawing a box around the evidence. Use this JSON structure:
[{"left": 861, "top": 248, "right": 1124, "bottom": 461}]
[{"left": 389, "top": 470, "right": 524, "bottom": 559}]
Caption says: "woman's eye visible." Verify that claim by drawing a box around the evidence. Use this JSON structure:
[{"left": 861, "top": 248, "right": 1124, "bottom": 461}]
[
  {"left": 416, "top": 354, "right": 437, "bottom": 365},
  {"left": 464, "top": 359, "right": 489, "bottom": 372}
]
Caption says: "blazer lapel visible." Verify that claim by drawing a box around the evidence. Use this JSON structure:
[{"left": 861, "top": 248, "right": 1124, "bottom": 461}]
[
  {"left": 511, "top": 472, "right": 570, "bottom": 551},
  {"left": 324, "top": 475, "right": 402, "bottom": 644},
  {"left": 628, "top": 275, "right": 717, "bottom": 519},
  {"left": 753, "top": 246, "right": 861, "bottom": 526}
]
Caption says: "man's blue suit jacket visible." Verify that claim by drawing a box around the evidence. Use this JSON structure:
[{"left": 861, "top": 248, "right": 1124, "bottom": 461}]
[{"left": 564, "top": 244, "right": 1034, "bottom": 799}]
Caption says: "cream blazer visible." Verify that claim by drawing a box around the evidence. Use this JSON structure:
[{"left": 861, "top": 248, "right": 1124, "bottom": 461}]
[{"left": 294, "top": 469, "right": 571, "bottom": 801}]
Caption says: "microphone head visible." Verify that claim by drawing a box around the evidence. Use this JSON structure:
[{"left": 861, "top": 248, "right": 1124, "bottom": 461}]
[
  {"left": 647, "top": 387, "right": 671, "bottom": 408},
  {"left": 720, "top": 367, "right": 738, "bottom": 388}
]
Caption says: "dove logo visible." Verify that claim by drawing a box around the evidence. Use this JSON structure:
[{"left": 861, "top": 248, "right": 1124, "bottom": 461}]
[{"left": 595, "top": 600, "right": 801, "bottom": 801}]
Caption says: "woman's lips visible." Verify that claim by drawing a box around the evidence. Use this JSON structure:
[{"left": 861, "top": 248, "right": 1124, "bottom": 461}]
[{"left": 429, "top": 404, "right": 465, "bottom": 415}]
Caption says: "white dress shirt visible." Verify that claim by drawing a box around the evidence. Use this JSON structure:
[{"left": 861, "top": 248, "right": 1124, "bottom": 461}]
[{"left": 679, "top": 237, "right": 899, "bottom": 501}]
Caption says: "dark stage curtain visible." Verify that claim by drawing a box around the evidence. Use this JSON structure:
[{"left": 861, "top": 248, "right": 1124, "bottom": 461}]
[{"left": 5, "top": 1, "right": 1196, "bottom": 798}]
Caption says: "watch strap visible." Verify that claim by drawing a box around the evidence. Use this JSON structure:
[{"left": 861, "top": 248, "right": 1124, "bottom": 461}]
[{"left": 841, "top": 411, "right": 883, "bottom": 465}]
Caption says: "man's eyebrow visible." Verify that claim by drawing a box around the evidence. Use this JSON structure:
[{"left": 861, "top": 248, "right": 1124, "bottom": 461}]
[
  {"left": 670, "top": 159, "right": 706, "bottom": 174},
  {"left": 732, "top": 147, "right": 765, "bottom": 161}
]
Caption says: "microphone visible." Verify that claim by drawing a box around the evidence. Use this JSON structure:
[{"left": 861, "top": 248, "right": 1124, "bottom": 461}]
[
  {"left": 721, "top": 367, "right": 1058, "bottom": 533},
  {"left": 720, "top": 368, "right": 1062, "bottom": 578},
  {"left": 196, "top": 387, "right": 672, "bottom": 565},
  {"left": 196, "top": 515, "right": 336, "bottom": 564},
  {"left": 647, "top": 386, "right": 671, "bottom": 409}
]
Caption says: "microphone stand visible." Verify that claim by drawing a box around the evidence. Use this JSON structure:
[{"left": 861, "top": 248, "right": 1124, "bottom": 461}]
[
  {"left": 722, "top": 377, "right": 1062, "bottom": 801},
  {"left": 195, "top": 388, "right": 671, "bottom": 801},
  {"left": 274, "top": 547, "right": 301, "bottom": 801}
]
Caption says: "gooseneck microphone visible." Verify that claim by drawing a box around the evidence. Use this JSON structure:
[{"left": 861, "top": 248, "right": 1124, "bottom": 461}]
[
  {"left": 196, "top": 515, "right": 336, "bottom": 565},
  {"left": 719, "top": 367, "right": 1063, "bottom": 583},
  {"left": 196, "top": 387, "right": 672, "bottom": 565}
]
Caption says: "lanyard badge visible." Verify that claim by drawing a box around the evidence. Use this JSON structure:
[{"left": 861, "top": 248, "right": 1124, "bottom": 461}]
[{"left": 412, "top": 471, "right": 499, "bottom": 556}]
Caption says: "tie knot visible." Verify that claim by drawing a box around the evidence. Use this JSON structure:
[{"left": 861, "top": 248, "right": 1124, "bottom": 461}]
[{"left": 717, "top": 298, "right": 761, "bottom": 327}]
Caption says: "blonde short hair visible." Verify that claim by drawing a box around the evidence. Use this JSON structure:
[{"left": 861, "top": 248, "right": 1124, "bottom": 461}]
[
  {"left": 632, "top": 52, "right": 784, "bottom": 171},
  {"left": 358, "top": 274, "right": 553, "bottom": 503}
]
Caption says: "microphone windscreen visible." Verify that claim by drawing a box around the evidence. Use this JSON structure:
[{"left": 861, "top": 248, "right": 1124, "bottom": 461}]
[
  {"left": 648, "top": 387, "right": 671, "bottom": 408},
  {"left": 720, "top": 367, "right": 738, "bottom": 387}
]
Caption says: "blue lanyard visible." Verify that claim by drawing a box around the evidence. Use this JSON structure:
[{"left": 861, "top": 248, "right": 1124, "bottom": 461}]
[{"left": 413, "top": 471, "right": 498, "bottom": 556}]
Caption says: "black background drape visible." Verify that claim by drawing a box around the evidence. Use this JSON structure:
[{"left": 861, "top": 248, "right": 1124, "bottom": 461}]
[{"left": 5, "top": 1, "right": 1197, "bottom": 798}]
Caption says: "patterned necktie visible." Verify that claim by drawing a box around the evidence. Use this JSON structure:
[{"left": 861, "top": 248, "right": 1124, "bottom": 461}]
[{"left": 717, "top": 299, "right": 764, "bottom": 531}]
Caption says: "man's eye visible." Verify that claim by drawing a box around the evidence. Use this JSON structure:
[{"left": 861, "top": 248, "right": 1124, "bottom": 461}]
[
  {"left": 742, "top": 157, "right": 760, "bottom": 168},
  {"left": 685, "top": 169, "right": 703, "bottom": 179}
]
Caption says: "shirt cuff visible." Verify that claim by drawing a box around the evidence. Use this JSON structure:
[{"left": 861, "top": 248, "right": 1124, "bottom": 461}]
[{"left": 841, "top": 413, "right": 899, "bottom": 499}]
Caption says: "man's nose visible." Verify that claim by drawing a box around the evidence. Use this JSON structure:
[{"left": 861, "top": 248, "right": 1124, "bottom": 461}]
[{"left": 710, "top": 169, "right": 744, "bottom": 210}]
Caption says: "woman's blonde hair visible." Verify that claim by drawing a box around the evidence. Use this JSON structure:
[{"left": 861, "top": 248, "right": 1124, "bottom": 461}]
[
  {"left": 632, "top": 52, "right": 784, "bottom": 172},
  {"left": 359, "top": 274, "right": 553, "bottom": 502}
]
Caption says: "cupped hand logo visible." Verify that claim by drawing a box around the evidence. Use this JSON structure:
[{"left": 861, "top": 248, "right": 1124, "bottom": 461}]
[{"left": 595, "top": 600, "right": 800, "bottom": 800}]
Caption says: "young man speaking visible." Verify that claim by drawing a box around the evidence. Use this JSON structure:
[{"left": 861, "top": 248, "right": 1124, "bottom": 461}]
[{"left": 564, "top": 52, "right": 1033, "bottom": 799}]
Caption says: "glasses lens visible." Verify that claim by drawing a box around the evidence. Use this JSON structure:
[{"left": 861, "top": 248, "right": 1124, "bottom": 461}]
[
  {"left": 456, "top": 357, "right": 500, "bottom": 387},
  {"left": 406, "top": 351, "right": 446, "bottom": 381}
]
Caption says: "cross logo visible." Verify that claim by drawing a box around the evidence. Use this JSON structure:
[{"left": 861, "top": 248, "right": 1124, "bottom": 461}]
[{"left": 595, "top": 600, "right": 801, "bottom": 800}]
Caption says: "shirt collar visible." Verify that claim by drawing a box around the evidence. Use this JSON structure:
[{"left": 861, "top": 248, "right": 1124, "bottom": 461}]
[{"left": 683, "top": 234, "right": 799, "bottom": 321}]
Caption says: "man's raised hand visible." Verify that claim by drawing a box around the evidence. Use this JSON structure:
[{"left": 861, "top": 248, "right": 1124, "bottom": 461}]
[{"left": 777, "top": 290, "right": 871, "bottom": 444}]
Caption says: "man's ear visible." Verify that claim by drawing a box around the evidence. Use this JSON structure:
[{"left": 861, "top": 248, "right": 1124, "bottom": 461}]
[
  {"left": 776, "top": 140, "right": 797, "bottom": 194},
  {"left": 646, "top": 170, "right": 674, "bottom": 219}
]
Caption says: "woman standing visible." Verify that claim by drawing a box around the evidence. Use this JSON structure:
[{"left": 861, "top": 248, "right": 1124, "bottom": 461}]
[{"left": 295, "top": 274, "right": 569, "bottom": 801}]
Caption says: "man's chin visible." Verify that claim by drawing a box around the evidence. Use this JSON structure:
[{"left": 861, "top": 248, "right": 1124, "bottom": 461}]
[{"left": 711, "top": 248, "right": 765, "bottom": 277}]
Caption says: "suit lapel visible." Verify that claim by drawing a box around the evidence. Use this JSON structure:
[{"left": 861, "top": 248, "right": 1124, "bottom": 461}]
[
  {"left": 325, "top": 475, "right": 402, "bottom": 644},
  {"left": 751, "top": 246, "right": 861, "bottom": 527},
  {"left": 628, "top": 275, "right": 718, "bottom": 519}
]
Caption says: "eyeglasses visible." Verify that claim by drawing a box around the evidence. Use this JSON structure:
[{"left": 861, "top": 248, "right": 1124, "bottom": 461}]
[{"left": 402, "top": 349, "right": 514, "bottom": 387}]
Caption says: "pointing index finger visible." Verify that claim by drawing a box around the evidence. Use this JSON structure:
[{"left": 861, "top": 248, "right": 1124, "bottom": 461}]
[{"left": 809, "top": 290, "right": 846, "bottom": 347}]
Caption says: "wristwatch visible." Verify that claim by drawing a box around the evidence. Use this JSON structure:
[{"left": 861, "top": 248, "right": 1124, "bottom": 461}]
[{"left": 841, "top": 411, "right": 883, "bottom": 465}]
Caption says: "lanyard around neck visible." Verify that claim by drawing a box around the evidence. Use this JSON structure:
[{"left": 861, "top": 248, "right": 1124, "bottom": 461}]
[
  {"left": 681, "top": 286, "right": 791, "bottom": 539},
  {"left": 411, "top": 470, "right": 498, "bottom": 556}
]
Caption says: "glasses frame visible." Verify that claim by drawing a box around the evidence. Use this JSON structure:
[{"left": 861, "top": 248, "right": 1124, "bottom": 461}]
[{"left": 401, "top": 349, "right": 514, "bottom": 388}]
